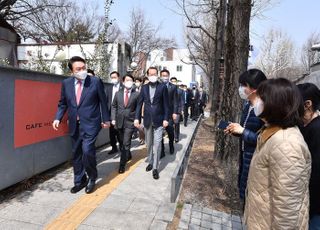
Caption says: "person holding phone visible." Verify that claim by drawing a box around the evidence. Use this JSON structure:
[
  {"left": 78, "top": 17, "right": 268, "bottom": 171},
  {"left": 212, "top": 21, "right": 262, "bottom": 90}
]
[{"left": 224, "top": 69, "right": 267, "bottom": 207}]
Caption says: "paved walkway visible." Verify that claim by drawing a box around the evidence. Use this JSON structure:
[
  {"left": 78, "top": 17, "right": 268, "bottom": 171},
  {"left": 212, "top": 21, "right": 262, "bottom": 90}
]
[
  {"left": 178, "top": 204, "right": 244, "bottom": 230},
  {"left": 0, "top": 118, "right": 245, "bottom": 230},
  {"left": 0, "top": 121, "right": 197, "bottom": 230}
]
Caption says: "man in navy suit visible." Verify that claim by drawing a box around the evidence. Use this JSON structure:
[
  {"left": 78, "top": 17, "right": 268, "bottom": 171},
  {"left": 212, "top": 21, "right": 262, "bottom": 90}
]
[
  {"left": 53, "top": 56, "right": 110, "bottom": 194},
  {"left": 160, "top": 69, "right": 178, "bottom": 157},
  {"left": 134, "top": 67, "right": 169, "bottom": 180}
]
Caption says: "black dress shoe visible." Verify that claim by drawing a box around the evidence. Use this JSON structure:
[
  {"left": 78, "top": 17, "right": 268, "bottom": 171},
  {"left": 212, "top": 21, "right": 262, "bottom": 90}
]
[
  {"left": 146, "top": 164, "right": 153, "bottom": 172},
  {"left": 70, "top": 180, "right": 88, "bottom": 194},
  {"left": 174, "top": 139, "right": 179, "bottom": 143},
  {"left": 153, "top": 169, "right": 159, "bottom": 180},
  {"left": 85, "top": 180, "right": 96, "bottom": 194},
  {"left": 118, "top": 165, "right": 125, "bottom": 174},
  {"left": 108, "top": 148, "right": 118, "bottom": 155}
]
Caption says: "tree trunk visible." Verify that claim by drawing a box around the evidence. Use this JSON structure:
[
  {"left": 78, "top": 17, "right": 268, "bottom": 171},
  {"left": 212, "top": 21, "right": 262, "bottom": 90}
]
[
  {"left": 211, "top": 0, "right": 227, "bottom": 120},
  {"left": 214, "top": 0, "right": 252, "bottom": 160}
]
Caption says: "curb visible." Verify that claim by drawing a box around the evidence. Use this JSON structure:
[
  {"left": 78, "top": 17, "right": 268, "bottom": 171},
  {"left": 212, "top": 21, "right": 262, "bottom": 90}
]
[{"left": 170, "top": 116, "right": 202, "bottom": 203}]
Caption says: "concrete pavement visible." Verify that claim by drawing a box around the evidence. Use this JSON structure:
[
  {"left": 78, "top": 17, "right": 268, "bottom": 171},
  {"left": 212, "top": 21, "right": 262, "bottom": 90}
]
[{"left": 0, "top": 120, "right": 198, "bottom": 230}]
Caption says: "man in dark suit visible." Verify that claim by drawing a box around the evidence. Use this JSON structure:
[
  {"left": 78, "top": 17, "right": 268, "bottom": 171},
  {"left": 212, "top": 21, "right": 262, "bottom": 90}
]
[
  {"left": 53, "top": 56, "right": 110, "bottom": 194},
  {"left": 170, "top": 77, "right": 184, "bottom": 142},
  {"left": 111, "top": 74, "right": 140, "bottom": 174},
  {"left": 105, "top": 71, "right": 123, "bottom": 155},
  {"left": 160, "top": 69, "right": 178, "bottom": 157},
  {"left": 198, "top": 86, "right": 208, "bottom": 116},
  {"left": 182, "top": 85, "right": 192, "bottom": 127},
  {"left": 190, "top": 85, "right": 200, "bottom": 120},
  {"left": 134, "top": 67, "right": 169, "bottom": 180}
]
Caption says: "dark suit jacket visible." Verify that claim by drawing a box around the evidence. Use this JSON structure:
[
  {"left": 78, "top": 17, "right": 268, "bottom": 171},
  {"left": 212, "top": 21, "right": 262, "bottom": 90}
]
[
  {"left": 166, "top": 82, "right": 179, "bottom": 116},
  {"left": 105, "top": 82, "right": 123, "bottom": 112},
  {"left": 135, "top": 82, "right": 169, "bottom": 128},
  {"left": 111, "top": 88, "right": 140, "bottom": 129},
  {"left": 183, "top": 89, "right": 192, "bottom": 107},
  {"left": 199, "top": 91, "right": 208, "bottom": 106},
  {"left": 55, "top": 76, "right": 110, "bottom": 137},
  {"left": 177, "top": 88, "right": 184, "bottom": 114}
]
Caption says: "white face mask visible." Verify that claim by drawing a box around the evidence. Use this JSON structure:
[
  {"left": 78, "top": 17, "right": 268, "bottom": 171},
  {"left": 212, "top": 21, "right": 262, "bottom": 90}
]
[
  {"left": 254, "top": 98, "right": 264, "bottom": 117},
  {"left": 135, "top": 82, "right": 141, "bottom": 88},
  {"left": 124, "top": 81, "right": 133, "bottom": 89},
  {"left": 74, "top": 70, "right": 87, "bottom": 80},
  {"left": 238, "top": 86, "right": 248, "bottom": 100},
  {"left": 148, "top": 75, "right": 158, "bottom": 83},
  {"left": 111, "top": 78, "right": 119, "bottom": 85}
]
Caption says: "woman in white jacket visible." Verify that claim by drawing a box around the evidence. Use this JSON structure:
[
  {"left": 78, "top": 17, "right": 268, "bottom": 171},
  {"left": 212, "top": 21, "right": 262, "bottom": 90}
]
[{"left": 244, "top": 78, "right": 311, "bottom": 230}]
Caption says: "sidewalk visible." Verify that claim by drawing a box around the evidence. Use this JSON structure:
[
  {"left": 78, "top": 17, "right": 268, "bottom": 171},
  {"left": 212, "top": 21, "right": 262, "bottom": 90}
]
[{"left": 0, "top": 120, "right": 198, "bottom": 230}]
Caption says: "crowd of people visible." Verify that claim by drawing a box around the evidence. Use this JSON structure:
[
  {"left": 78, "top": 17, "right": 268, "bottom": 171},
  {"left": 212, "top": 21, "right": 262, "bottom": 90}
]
[
  {"left": 52, "top": 56, "right": 320, "bottom": 229},
  {"left": 224, "top": 69, "right": 320, "bottom": 229},
  {"left": 52, "top": 56, "right": 207, "bottom": 193}
]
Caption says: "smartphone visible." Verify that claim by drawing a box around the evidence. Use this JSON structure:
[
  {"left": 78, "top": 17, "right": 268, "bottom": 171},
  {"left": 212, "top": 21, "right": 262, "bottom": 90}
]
[{"left": 218, "top": 120, "right": 230, "bottom": 130}]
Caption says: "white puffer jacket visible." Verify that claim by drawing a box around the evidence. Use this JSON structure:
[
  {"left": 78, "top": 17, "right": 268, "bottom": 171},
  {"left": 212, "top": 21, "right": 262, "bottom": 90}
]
[{"left": 244, "top": 126, "right": 311, "bottom": 230}]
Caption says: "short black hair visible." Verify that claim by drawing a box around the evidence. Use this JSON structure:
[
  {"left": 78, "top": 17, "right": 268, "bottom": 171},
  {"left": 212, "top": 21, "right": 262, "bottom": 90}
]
[
  {"left": 143, "top": 76, "right": 149, "bottom": 83},
  {"left": 239, "top": 69, "right": 267, "bottom": 89},
  {"left": 146, "top": 67, "right": 158, "bottom": 75},
  {"left": 68, "top": 56, "right": 85, "bottom": 71},
  {"left": 297, "top": 82, "right": 320, "bottom": 111},
  {"left": 160, "top": 69, "right": 170, "bottom": 76},
  {"left": 87, "top": 69, "right": 95, "bottom": 76},
  {"left": 110, "top": 71, "right": 120, "bottom": 77},
  {"left": 170, "top": 77, "right": 177, "bottom": 81},
  {"left": 135, "top": 77, "right": 142, "bottom": 82},
  {"left": 123, "top": 74, "right": 134, "bottom": 81},
  {"left": 257, "top": 78, "right": 304, "bottom": 128}
]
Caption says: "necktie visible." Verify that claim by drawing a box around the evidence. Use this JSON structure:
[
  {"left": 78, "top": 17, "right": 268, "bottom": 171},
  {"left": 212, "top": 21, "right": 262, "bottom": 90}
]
[
  {"left": 124, "top": 90, "right": 129, "bottom": 107},
  {"left": 76, "top": 80, "right": 82, "bottom": 105}
]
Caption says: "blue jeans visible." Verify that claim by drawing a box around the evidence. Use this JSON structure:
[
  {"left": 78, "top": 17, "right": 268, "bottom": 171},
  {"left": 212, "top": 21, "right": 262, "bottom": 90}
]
[{"left": 310, "top": 215, "right": 320, "bottom": 230}]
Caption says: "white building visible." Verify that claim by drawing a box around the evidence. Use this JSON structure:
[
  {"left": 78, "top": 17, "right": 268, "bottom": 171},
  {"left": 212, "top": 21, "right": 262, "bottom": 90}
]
[
  {"left": 146, "top": 48, "right": 196, "bottom": 86},
  {"left": 17, "top": 42, "right": 131, "bottom": 77}
]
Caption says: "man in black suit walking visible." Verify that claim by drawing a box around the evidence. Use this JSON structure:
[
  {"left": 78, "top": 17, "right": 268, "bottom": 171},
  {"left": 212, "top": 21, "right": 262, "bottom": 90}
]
[
  {"left": 53, "top": 56, "right": 110, "bottom": 194},
  {"left": 111, "top": 74, "right": 140, "bottom": 174},
  {"left": 105, "top": 71, "right": 123, "bottom": 155},
  {"left": 160, "top": 69, "right": 178, "bottom": 157},
  {"left": 182, "top": 85, "right": 192, "bottom": 127},
  {"left": 170, "top": 77, "right": 184, "bottom": 142}
]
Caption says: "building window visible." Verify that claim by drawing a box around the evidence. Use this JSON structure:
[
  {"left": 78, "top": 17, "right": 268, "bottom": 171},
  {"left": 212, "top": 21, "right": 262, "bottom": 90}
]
[{"left": 177, "top": 65, "right": 183, "bottom": 72}]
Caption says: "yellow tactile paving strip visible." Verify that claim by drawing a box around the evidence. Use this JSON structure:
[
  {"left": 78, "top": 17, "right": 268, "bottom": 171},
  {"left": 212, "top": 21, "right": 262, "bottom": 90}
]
[{"left": 44, "top": 149, "right": 146, "bottom": 230}]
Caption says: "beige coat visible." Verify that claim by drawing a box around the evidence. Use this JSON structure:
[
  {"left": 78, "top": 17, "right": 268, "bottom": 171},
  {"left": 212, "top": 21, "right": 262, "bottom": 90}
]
[{"left": 244, "top": 126, "right": 311, "bottom": 229}]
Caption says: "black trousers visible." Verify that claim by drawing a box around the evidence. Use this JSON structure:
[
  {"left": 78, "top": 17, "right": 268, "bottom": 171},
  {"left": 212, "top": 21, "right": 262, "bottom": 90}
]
[
  {"left": 174, "top": 114, "right": 181, "bottom": 140},
  {"left": 162, "top": 118, "right": 174, "bottom": 152},
  {"left": 118, "top": 127, "right": 135, "bottom": 166},
  {"left": 109, "top": 124, "right": 122, "bottom": 150},
  {"left": 71, "top": 122, "right": 98, "bottom": 185},
  {"left": 183, "top": 104, "right": 189, "bottom": 126}
]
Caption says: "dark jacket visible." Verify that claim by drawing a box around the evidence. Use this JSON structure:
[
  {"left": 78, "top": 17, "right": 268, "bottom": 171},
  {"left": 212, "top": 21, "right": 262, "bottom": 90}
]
[
  {"left": 135, "top": 82, "right": 169, "bottom": 128},
  {"left": 177, "top": 88, "right": 184, "bottom": 114},
  {"left": 166, "top": 82, "right": 179, "bottom": 116},
  {"left": 238, "top": 102, "right": 264, "bottom": 199},
  {"left": 105, "top": 82, "right": 123, "bottom": 112},
  {"left": 55, "top": 76, "right": 110, "bottom": 137},
  {"left": 111, "top": 88, "right": 140, "bottom": 129},
  {"left": 300, "top": 116, "right": 320, "bottom": 217}
]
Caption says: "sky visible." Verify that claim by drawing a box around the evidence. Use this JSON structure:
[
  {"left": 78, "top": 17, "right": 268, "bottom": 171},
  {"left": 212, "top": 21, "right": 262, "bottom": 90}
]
[{"left": 95, "top": 0, "right": 320, "bottom": 51}]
